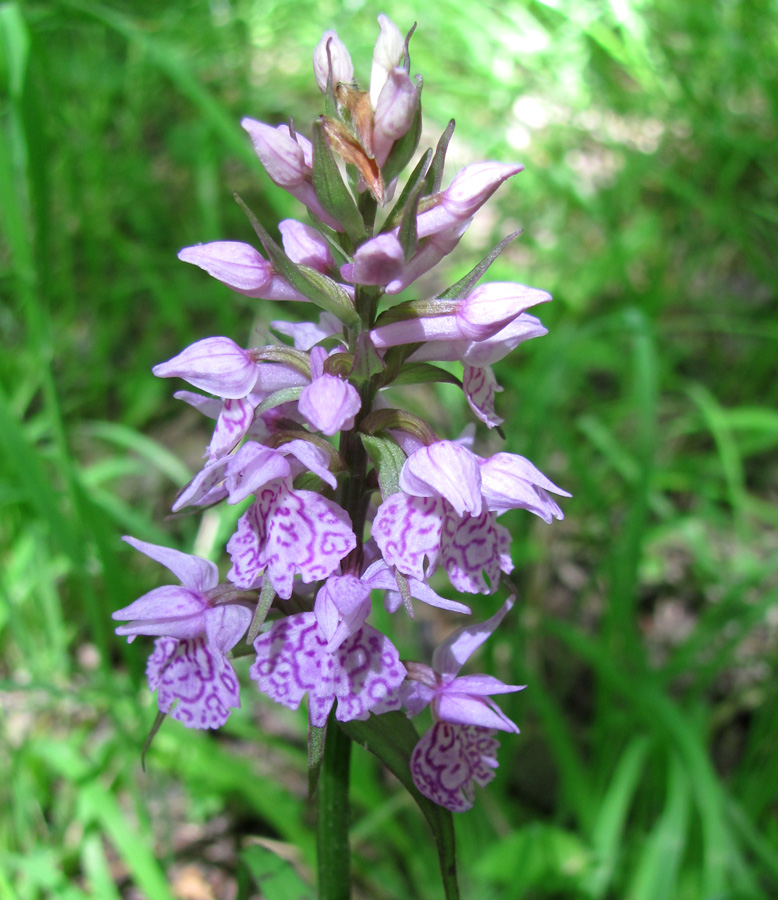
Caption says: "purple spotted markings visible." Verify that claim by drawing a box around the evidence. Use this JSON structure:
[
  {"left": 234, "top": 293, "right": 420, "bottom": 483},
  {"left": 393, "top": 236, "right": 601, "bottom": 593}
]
[
  {"left": 227, "top": 484, "right": 356, "bottom": 597},
  {"left": 410, "top": 723, "right": 500, "bottom": 812},
  {"left": 147, "top": 637, "right": 241, "bottom": 730},
  {"left": 250, "top": 575, "right": 406, "bottom": 726}
]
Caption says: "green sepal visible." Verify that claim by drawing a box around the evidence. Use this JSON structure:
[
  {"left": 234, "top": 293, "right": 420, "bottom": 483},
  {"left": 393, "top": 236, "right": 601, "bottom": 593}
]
[
  {"left": 337, "top": 713, "right": 460, "bottom": 900},
  {"left": 383, "top": 148, "right": 432, "bottom": 231},
  {"left": 247, "top": 577, "right": 276, "bottom": 644},
  {"left": 379, "top": 343, "right": 424, "bottom": 386},
  {"left": 312, "top": 118, "right": 365, "bottom": 242},
  {"left": 253, "top": 345, "right": 311, "bottom": 377},
  {"left": 390, "top": 363, "right": 462, "bottom": 388},
  {"left": 426, "top": 118, "right": 456, "bottom": 194},
  {"left": 438, "top": 230, "right": 522, "bottom": 301},
  {"left": 141, "top": 710, "right": 167, "bottom": 772},
  {"left": 373, "top": 297, "right": 459, "bottom": 328},
  {"left": 235, "top": 194, "right": 360, "bottom": 327},
  {"left": 360, "top": 408, "right": 438, "bottom": 445},
  {"left": 266, "top": 430, "right": 345, "bottom": 472},
  {"left": 350, "top": 331, "right": 385, "bottom": 381},
  {"left": 394, "top": 571, "right": 415, "bottom": 618},
  {"left": 322, "top": 351, "right": 354, "bottom": 378},
  {"left": 381, "top": 80, "right": 423, "bottom": 186},
  {"left": 397, "top": 176, "right": 427, "bottom": 262},
  {"left": 361, "top": 433, "right": 406, "bottom": 497},
  {"left": 254, "top": 385, "right": 305, "bottom": 417},
  {"left": 308, "top": 722, "right": 326, "bottom": 799}
]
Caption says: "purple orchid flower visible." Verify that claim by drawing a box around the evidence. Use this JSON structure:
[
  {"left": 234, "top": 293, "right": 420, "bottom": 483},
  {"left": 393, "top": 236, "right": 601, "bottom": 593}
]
[
  {"left": 401, "top": 597, "right": 523, "bottom": 730},
  {"left": 155, "top": 339, "right": 309, "bottom": 459},
  {"left": 406, "top": 313, "right": 550, "bottom": 427},
  {"left": 341, "top": 162, "right": 522, "bottom": 293},
  {"left": 250, "top": 574, "right": 406, "bottom": 726},
  {"left": 146, "top": 636, "right": 241, "bottom": 730},
  {"left": 373, "top": 441, "right": 569, "bottom": 593},
  {"left": 113, "top": 537, "right": 251, "bottom": 729},
  {"left": 403, "top": 597, "right": 523, "bottom": 811},
  {"left": 224, "top": 441, "right": 354, "bottom": 598}
]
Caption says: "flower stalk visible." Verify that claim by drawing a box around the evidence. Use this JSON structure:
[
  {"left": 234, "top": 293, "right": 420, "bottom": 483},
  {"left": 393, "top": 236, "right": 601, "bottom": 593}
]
[{"left": 113, "top": 15, "right": 568, "bottom": 898}]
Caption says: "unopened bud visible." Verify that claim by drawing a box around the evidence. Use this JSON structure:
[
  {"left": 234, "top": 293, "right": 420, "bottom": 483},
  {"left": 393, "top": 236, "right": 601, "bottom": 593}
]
[{"left": 313, "top": 30, "right": 354, "bottom": 93}]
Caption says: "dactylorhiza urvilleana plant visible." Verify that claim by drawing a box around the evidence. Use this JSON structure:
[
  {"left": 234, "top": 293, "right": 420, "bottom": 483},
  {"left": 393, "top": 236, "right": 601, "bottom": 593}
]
[{"left": 113, "top": 15, "right": 569, "bottom": 898}]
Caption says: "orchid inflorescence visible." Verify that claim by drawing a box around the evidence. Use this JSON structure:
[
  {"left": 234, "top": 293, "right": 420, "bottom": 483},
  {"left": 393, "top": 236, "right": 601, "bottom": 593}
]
[{"left": 113, "top": 14, "right": 569, "bottom": 814}]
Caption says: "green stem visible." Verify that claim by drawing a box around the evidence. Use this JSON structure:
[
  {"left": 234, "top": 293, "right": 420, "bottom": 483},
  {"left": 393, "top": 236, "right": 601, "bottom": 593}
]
[{"left": 317, "top": 716, "right": 352, "bottom": 900}]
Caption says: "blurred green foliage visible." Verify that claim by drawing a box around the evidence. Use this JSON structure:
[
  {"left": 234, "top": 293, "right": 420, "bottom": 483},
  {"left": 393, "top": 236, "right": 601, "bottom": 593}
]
[{"left": 1, "top": 0, "right": 777, "bottom": 897}]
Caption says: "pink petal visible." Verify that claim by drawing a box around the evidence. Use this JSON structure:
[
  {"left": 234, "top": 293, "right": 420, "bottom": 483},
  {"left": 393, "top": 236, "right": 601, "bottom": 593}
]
[
  {"left": 113, "top": 584, "right": 205, "bottom": 624},
  {"left": 331, "top": 624, "right": 405, "bottom": 722},
  {"left": 250, "top": 613, "right": 405, "bottom": 727},
  {"left": 279, "top": 219, "right": 335, "bottom": 271},
  {"left": 225, "top": 443, "right": 292, "bottom": 504},
  {"left": 432, "top": 597, "right": 515, "bottom": 678},
  {"left": 227, "top": 486, "right": 356, "bottom": 598},
  {"left": 463, "top": 365, "right": 504, "bottom": 429},
  {"left": 209, "top": 397, "right": 256, "bottom": 458},
  {"left": 172, "top": 458, "right": 230, "bottom": 512},
  {"left": 282, "top": 439, "right": 337, "bottom": 489},
  {"left": 298, "top": 375, "right": 361, "bottom": 436},
  {"left": 122, "top": 536, "right": 218, "bottom": 592},
  {"left": 361, "top": 559, "right": 471, "bottom": 615},
  {"left": 479, "top": 452, "right": 571, "bottom": 520},
  {"left": 177, "top": 241, "right": 273, "bottom": 293},
  {"left": 313, "top": 30, "right": 354, "bottom": 93},
  {"left": 271, "top": 312, "right": 343, "bottom": 350},
  {"left": 433, "top": 692, "right": 519, "bottom": 732},
  {"left": 204, "top": 604, "right": 253, "bottom": 655}
]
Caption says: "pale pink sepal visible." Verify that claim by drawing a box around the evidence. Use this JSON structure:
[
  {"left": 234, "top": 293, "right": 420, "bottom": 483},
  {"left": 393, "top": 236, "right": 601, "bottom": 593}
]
[{"left": 400, "top": 441, "right": 482, "bottom": 517}]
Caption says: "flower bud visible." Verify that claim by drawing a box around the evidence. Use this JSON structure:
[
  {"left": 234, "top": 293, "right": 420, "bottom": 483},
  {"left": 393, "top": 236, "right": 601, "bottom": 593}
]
[
  {"left": 416, "top": 162, "right": 523, "bottom": 239},
  {"left": 370, "top": 14, "right": 406, "bottom": 108},
  {"left": 178, "top": 241, "right": 308, "bottom": 301},
  {"left": 241, "top": 119, "right": 344, "bottom": 231},
  {"left": 153, "top": 337, "right": 259, "bottom": 400},
  {"left": 241, "top": 119, "right": 309, "bottom": 188},
  {"left": 456, "top": 282, "right": 552, "bottom": 340},
  {"left": 279, "top": 219, "right": 334, "bottom": 272},
  {"left": 313, "top": 30, "right": 354, "bottom": 93},
  {"left": 298, "top": 348, "right": 361, "bottom": 436},
  {"left": 373, "top": 69, "right": 419, "bottom": 166},
  {"left": 341, "top": 233, "right": 405, "bottom": 286}
]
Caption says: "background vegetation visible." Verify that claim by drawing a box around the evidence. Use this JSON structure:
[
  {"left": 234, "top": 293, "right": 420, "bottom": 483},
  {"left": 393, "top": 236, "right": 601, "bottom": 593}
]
[{"left": 1, "top": 0, "right": 777, "bottom": 897}]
